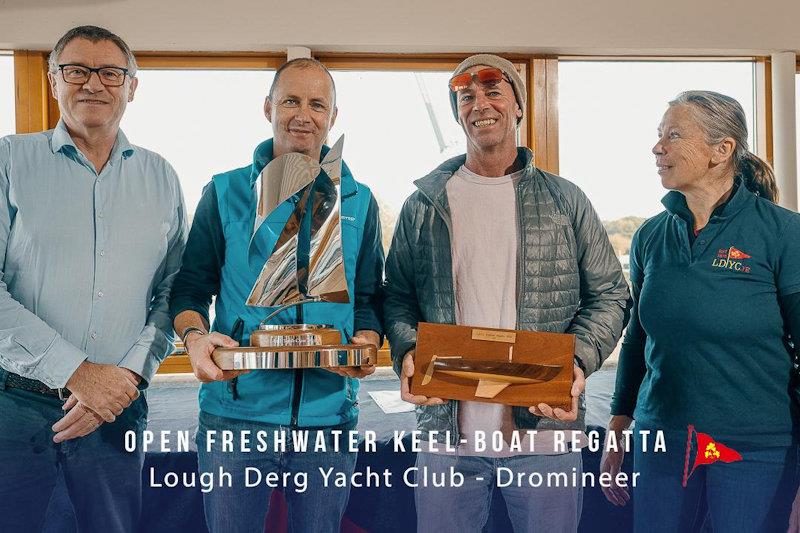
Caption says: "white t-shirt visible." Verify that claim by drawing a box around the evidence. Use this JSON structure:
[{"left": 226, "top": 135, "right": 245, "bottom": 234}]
[{"left": 445, "top": 164, "right": 582, "bottom": 456}]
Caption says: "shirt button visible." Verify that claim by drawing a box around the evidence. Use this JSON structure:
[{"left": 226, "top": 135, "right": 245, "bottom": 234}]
[
  {"left": 699, "top": 240, "right": 706, "bottom": 245},
  {"left": 98, "top": 212, "right": 105, "bottom": 218},
  {"left": 90, "top": 332, "right": 97, "bottom": 340},
  {"left": 99, "top": 250, "right": 105, "bottom": 256},
  {"left": 97, "top": 291, "right": 104, "bottom": 298}
]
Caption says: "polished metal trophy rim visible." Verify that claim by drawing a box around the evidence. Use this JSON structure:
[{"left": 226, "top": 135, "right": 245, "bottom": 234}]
[{"left": 213, "top": 345, "right": 375, "bottom": 370}]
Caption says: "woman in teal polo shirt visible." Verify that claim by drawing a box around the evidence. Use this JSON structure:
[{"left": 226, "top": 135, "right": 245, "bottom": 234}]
[{"left": 600, "top": 90, "right": 799, "bottom": 532}]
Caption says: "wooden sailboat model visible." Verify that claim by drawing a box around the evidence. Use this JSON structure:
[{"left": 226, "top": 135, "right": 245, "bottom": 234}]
[
  {"left": 411, "top": 323, "right": 574, "bottom": 407},
  {"left": 421, "top": 355, "right": 562, "bottom": 398}
]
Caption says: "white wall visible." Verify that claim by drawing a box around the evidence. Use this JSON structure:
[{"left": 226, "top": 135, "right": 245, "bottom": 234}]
[{"left": 0, "top": 0, "right": 799, "bottom": 55}]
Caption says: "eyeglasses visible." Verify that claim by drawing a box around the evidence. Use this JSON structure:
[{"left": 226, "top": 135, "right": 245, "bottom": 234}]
[
  {"left": 448, "top": 67, "right": 510, "bottom": 92},
  {"left": 57, "top": 64, "right": 131, "bottom": 87}
]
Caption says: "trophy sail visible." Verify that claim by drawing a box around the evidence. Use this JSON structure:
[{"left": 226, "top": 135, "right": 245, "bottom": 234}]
[
  {"left": 246, "top": 136, "right": 349, "bottom": 307},
  {"left": 253, "top": 152, "right": 321, "bottom": 236},
  {"left": 307, "top": 136, "right": 348, "bottom": 303}
]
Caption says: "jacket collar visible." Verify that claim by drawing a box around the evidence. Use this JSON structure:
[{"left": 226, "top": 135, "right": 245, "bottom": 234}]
[
  {"left": 661, "top": 177, "right": 754, "bottom": 223},
  {"left": 414, "top": 147, "right": 535, "bottom": 208},
  {"left": 248, "top": 138, "right": 359, "bottom": 197}
]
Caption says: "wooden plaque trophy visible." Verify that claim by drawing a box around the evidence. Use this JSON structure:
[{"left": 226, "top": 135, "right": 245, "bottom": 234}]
[
  {"left": 410, "top": 323, "right": 574, "bottom": 408},
  {"left": 211, "top": 136, "right": 376, "bottom": 370}
]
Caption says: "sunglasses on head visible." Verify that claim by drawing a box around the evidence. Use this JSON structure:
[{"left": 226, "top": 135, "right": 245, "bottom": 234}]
[{"left": 449, "top": 67, "right": 509, "bottom": 92}]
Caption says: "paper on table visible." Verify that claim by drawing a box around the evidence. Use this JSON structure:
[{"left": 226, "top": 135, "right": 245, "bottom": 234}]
[{"left": 368, "top": 390, "right": 415, "bottom": 414}]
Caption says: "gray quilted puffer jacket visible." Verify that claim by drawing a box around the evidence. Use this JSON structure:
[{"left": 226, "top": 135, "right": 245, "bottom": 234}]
[{"left": 383, "top": 148, "right": 630, "bottom": 444}]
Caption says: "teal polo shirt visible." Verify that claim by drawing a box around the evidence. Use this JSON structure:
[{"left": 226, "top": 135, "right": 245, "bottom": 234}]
[{"left": 613, "top": 180, "right": 800, "bottom": 448}]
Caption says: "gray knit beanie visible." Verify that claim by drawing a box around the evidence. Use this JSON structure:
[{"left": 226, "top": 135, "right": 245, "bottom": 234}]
[{"left": 449, "top": 54, "right": 526, "bottom": 124}]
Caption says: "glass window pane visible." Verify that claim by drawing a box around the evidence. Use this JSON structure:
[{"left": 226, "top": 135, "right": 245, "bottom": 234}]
[
  {"left": 328, "top": 70, "right": 468, "bottom": 250},
  {"left": 121, "top": 70, "right": 275, "bottom": 218},
  {"left": 559, "top": 61, "right": 756, "bottom": 235},
  {"left": 0, "top": 53, "right": 15, "bottom": 137}
]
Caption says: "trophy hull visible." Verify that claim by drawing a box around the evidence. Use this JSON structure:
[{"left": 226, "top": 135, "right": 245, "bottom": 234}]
[
  {"left": 411, "top": 323, "right": 574, "bottom": 408},
  {"left": 212, "top": 344, "right": 376, "bottom": 370}
]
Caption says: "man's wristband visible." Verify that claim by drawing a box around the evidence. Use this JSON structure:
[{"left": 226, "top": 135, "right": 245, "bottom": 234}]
[{"left": 181, "top": 326, "right": 207, "bottom": 343}]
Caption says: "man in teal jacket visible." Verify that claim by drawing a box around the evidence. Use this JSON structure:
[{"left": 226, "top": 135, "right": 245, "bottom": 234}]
[{"left": 170, "top": 58, "right": 384, "bottom": 533}]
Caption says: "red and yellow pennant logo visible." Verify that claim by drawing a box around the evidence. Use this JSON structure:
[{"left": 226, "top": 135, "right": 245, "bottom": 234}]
[
  {"left": 727, "top": 246, "right": 751, "bottom": 260},
  {"left": 682, "top": 425, "right": 742, "bottom": 487},
  {"left": 712, "top": 246, "right": 752, "bottom": 273}
]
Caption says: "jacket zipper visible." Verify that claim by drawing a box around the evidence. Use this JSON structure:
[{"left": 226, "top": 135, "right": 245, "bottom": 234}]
[
  {"left": 514, "top": 179, "right": 524, "bottom": 328},
  {"left": 290, "top": 371, "right": 303, "bottom": 427},
  {"left": 290, "top": 305, "right": 303, "bottom": 427},
  {"left": 288, "top": 191, "right": 356, "bottom": 427},
  {"left": 417, "top": 180, "right": 460, "bottom": 445},
  {"left": 512, "top": 175, "right": 526, "bottom": 429}
]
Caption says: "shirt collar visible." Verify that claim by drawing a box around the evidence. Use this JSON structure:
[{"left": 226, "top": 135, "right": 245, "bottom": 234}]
[
  {"left": 414, "top": 146, "right": 534, "bottom": 206},
  {"left": 110, "top": 128, "right": 135, "bottom": 161},
  {"left": 661, "top": 177, "right": 752, "bottom": 223},
  {"left": 49, "top": 119, "right": 75, "bottom": 154},
  {"left": 50, "top": 119, "right": 135, "bottom": 161}
]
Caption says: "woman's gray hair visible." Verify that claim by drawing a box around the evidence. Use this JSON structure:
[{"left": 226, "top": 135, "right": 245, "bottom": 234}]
[
  {"left": 669, "top": 90, "right": 777, "bottom": 202},
  {"left": 48, "top": 25, "right": 138, "bottom": 75}
]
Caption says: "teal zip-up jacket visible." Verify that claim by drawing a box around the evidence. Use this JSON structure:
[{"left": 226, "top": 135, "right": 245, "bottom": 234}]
[{"left": 170, "top": 139, "right": 384, "bottom": 426}]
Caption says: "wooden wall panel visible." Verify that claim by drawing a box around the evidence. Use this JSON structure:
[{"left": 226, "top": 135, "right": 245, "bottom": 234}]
[
  {"left": 756, "top": 57, "right": 773, "bottom": 167},
  {"left": 14, "top": 51, "right": 54, "bottom": 133},
  {"left": 530, "top": 57, "right": 559, "bottom": 174}
]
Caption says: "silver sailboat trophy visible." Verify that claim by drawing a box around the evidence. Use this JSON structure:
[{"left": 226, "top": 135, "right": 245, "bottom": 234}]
[{"left": 212, "top": 136, "right": 377, "bottom": 370}]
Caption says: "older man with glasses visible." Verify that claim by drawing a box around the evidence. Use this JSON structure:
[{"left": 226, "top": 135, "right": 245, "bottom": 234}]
[
  {"left": 384, "top": 54, "right": 629, "bottom": 531},
  {"left": 0, "top": 25, "right": 186, "bottom": 531}
]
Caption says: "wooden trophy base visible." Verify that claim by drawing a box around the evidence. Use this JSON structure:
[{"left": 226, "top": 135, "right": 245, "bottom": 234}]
[{"left": 410, "top": 322, "right": 574, "bottom": 408}]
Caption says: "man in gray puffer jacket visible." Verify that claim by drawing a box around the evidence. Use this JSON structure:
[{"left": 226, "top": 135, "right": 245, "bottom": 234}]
[{"left": 383, "top": 54, "right": 630, "bottom": 532}]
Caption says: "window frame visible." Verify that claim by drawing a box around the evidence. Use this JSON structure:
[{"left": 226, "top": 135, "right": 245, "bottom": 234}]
[
  {"left": 13, "top": 52, "right": 286, "bottom": 133},
  {"left": 11, "top": 51, "right": 772, "bottom": 171},
  {"left": 12, "top": 51, "right": 562, "bottom": 173},
  {"left": 8, "top": 50, "right": 772, "bottom": 373}
]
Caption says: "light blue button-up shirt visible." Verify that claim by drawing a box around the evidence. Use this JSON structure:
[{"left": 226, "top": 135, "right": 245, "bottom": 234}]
[{"left": 0, "top": 120, "right": 187, "bottom": 388}]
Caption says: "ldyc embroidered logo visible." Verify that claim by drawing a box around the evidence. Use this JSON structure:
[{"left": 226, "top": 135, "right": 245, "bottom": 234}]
[{"left": 711, "top": 246, "right": 751, "bottom": 273}]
